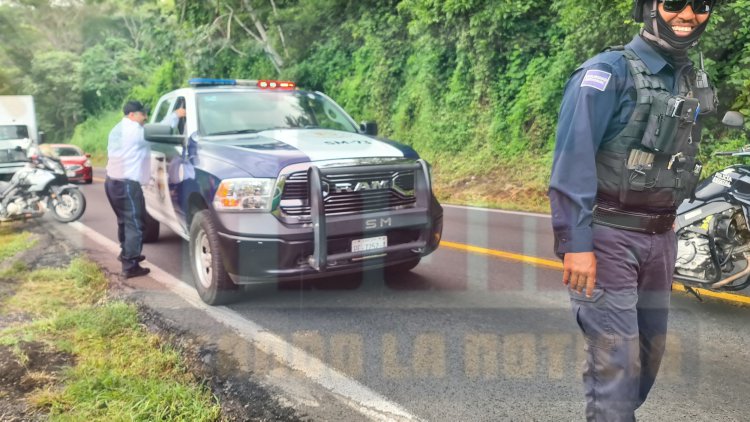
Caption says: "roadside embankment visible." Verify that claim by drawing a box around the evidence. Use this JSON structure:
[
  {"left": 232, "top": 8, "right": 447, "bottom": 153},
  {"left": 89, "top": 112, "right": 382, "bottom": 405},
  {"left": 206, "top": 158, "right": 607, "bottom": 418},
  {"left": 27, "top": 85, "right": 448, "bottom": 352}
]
[
  {"left": 0, "top": 220, "right": 315, "bottom": 421},
  {"left": 0, "top": 222, "right": 220, "bottom": 421}
]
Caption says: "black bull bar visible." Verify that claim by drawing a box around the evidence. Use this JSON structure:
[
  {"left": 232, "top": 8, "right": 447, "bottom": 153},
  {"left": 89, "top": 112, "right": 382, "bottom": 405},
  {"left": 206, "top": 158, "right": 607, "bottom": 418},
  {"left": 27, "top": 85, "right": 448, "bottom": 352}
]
[{"left": 306, "top": 160, "right": 433, "bottom": 272}]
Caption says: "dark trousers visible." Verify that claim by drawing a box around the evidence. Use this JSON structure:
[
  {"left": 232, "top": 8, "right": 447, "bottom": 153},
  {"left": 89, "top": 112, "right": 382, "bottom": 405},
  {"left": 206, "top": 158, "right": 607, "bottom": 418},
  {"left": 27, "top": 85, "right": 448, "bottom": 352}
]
[
  {"left": 104, "top": 177, "right": 145, "bottom": 271},
  {"left": 569, "top": 223, "right": 676, "bottom": 422}
]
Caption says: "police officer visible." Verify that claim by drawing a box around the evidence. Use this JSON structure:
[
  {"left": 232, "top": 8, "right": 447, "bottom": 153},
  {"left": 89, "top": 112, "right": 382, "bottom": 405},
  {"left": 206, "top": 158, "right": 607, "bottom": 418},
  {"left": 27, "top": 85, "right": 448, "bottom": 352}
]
[
  {"left": 161, "top": 97, "right": 186, "bottom": 134},
  {"left": 105, "top": 100, "right": 151, "bottom": 278},
  {"left": 549, "top": 1, "right": 717, "bottom": 420}
]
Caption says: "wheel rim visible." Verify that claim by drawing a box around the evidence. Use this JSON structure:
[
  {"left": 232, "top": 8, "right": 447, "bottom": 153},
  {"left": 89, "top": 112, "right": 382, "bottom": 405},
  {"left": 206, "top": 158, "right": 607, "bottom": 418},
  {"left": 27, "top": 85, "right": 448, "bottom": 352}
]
[
  {"left": 193, "top": 229, "right": 213, "bottom": 289},
  {"left": 54, "top": 192, "right": 79, "bottom": 219}
]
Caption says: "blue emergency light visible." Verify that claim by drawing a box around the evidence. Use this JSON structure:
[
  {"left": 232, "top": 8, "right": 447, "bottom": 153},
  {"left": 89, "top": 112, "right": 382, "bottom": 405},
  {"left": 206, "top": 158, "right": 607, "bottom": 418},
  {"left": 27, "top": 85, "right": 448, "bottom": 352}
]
[{"left": 188, "top": 78, "right": 239, "bottom": 86}]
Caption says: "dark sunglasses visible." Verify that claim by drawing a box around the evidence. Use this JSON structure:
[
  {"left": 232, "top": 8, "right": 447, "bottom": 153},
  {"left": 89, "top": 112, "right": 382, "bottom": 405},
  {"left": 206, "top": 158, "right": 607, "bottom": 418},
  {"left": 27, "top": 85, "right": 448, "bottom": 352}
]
[{"left": 661, "top": 0, "right": 716, "bottom": 14}]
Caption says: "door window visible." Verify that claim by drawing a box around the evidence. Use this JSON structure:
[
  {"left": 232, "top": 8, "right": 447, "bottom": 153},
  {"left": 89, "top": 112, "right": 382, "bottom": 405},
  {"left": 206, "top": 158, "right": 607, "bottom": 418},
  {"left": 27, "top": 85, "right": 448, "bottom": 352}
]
[{"left": 153, "top": 98, "right": 174, "bottom": 124}]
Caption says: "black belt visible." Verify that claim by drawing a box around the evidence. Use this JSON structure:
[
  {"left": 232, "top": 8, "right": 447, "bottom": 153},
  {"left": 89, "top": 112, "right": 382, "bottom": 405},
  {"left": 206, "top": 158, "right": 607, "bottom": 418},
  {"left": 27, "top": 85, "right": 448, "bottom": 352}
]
[
  {"left": 105, "top": 176, "right": 139, "bottom": 184},
  {"left": 593, "top": 204, "right": 675, "bottom": 234}
]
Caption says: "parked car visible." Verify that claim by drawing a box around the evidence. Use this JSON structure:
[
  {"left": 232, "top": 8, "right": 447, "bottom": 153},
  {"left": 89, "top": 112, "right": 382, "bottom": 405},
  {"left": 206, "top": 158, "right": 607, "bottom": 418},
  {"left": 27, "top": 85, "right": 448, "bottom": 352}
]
[
  {"left": 38, "top": 144, "right": 93, "bottom": 184},
  {"left": 142, "top": 78, "right": 443, "bottom": 305}
]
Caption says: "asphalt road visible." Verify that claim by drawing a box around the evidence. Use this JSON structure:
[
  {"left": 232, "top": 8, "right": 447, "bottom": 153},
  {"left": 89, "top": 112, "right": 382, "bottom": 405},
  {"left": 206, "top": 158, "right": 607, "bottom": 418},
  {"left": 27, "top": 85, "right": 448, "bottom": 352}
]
[{"left": 71, "top": 175, "right": 750, "bottom": 422}]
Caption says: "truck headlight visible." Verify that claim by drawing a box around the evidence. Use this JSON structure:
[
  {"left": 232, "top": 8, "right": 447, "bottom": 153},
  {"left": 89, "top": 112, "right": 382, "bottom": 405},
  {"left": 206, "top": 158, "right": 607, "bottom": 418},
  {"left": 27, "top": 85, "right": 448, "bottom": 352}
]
[{"left": 213, "top": 178, "right": 276, "bottom": 212}]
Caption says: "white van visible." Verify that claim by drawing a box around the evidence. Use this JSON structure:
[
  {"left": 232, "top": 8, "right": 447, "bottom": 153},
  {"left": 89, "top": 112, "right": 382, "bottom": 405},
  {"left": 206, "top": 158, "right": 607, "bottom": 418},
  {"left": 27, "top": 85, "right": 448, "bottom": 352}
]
[{"left": 0, "top": 95, "right": 39, "bottom": 180}]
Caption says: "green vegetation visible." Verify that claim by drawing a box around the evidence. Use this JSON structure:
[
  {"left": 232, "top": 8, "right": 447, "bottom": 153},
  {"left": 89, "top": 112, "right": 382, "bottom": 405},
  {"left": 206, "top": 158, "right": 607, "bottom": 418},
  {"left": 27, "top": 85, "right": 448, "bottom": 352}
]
[
  {"left": 0, "top": 229, "right": 221, "bottom": 421},
  {"left": 68, "top": 109, "right": 121, "bottom": 166},
  {"left": 0, "top": 225, "right": 36, "bottom": 261},
  {"left": 2, "top": 0, "right": 749, "bottom": 211}
]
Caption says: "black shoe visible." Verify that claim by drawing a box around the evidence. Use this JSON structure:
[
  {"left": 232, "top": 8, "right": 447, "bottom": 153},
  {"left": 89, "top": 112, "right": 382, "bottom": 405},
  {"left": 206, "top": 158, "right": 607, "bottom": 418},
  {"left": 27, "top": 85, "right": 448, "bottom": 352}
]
[
  {"left": 123, "top": 265, "right": 150, "bottom": 279},
  {"left": 118, "top": 254, "right": 146, "bottom": 263}
]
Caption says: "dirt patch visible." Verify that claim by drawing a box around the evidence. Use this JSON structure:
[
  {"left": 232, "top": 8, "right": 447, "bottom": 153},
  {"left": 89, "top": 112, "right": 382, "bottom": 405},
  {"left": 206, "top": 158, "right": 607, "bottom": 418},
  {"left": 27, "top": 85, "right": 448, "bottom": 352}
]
[
  {"left": 19, "top": 232, "right": 79, "bottom": 272},
  {"left": 0, "top": 277, "right": 19, "bottom": 310},
  {"left": 0, "top": 312, "right": 32, "bottom": 331},
  {"left": 0, "top": 221, "right": 81, "bottom": 271},
  {"left": 136, "top": 305, "right": 308, "bottom": 422},
  {"left": 0, "top": 341, "right": 75, "bottom": 422}
]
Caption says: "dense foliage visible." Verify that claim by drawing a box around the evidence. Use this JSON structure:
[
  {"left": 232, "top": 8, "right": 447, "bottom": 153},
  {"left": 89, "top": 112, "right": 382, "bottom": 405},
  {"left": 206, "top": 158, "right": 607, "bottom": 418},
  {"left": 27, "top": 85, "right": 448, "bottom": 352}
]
[{"left": 2, "top": 0, "right": 749, "bottom": 209}]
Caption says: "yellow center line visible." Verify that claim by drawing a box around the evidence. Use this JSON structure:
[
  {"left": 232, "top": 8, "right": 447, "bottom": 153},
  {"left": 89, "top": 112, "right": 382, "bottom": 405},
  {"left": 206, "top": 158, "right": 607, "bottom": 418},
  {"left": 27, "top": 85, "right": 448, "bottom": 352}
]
[
  {"left": 440, "top": 240, "right": 750, "bottom": 306},
  {"left": 93, "top": 176, "right": 106, "bottom": 183},
  {"left": 440, "top": 240, "right": 563, "bottom": 270},
  {"left": 671, "top": 283, "right": 750, "bottom": 305}
]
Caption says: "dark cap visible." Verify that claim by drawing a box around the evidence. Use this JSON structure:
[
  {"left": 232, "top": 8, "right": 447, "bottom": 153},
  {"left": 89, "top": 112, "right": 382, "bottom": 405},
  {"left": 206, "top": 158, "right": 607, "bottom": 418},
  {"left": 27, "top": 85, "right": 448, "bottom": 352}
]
[{"left": 123, "top": 100, "right": 146, "bottom": 115}]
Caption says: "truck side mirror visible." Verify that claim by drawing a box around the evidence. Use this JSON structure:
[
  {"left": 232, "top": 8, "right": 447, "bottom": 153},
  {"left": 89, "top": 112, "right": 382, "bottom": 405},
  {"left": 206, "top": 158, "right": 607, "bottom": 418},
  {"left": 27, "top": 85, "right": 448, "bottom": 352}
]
[
  {"left": 38, "top": 131, "right": 45, "bottom": 144},
  {"left": 360, "top": 121, "right": 378, "bottom": 136},
  {"left": 144, "top": 124, "right": 184, "bottom": 145},
  {"left": 722, "top": 111, "right": 745, "bottom": 129}
]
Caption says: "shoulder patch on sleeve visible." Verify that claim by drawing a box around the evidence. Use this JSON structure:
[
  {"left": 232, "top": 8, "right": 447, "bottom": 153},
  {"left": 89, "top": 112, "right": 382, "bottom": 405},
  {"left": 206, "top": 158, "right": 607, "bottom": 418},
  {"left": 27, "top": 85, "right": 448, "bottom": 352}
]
[{"left": 580, "top": 69, "right": 612, "bottom": 92}]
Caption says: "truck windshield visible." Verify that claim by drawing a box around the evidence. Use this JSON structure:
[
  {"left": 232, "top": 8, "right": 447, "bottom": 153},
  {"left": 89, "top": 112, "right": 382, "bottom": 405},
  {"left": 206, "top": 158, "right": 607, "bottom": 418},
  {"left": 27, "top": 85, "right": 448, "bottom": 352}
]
[
  {"left": 0, "top": 125, "right": 29, "bottom": 141},
  {"left": 197, "top": 91, "right": 359, "bottom": 136}
]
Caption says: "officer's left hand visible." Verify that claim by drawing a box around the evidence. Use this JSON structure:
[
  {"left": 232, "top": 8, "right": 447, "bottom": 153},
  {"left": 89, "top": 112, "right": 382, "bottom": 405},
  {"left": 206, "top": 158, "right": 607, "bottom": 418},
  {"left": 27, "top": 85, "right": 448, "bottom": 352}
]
[{"left": 563, "top": 251, "right": 597, "bottom": 297}]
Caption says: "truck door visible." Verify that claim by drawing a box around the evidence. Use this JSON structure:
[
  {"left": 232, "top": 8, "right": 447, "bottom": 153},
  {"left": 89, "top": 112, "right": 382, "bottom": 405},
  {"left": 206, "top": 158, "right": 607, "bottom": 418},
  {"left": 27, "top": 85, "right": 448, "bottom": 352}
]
[{"left": 145, "top": 96, "right": 188, "bottom": 237}]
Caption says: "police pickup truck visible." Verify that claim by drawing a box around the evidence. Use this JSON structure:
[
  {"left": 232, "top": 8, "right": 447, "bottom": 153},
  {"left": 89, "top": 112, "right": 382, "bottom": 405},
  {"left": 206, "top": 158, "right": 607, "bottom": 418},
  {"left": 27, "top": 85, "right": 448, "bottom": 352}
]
[{"left": 142, "top": 78, "right": 443, "bottom": 304}]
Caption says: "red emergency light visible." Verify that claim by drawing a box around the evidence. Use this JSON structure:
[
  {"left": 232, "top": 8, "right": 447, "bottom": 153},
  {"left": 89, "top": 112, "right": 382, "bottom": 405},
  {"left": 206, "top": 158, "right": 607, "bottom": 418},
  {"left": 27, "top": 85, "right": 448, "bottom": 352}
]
[{"left": 257, "top": 80, "right": 296, "bottom": 90}]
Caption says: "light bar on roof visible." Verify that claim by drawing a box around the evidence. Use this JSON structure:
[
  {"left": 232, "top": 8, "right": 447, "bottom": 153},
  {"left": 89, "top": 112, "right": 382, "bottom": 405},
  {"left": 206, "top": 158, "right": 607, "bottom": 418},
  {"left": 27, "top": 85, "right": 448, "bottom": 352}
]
[{"left": 188, "top": 78, "right": 296, "bottom": 89}]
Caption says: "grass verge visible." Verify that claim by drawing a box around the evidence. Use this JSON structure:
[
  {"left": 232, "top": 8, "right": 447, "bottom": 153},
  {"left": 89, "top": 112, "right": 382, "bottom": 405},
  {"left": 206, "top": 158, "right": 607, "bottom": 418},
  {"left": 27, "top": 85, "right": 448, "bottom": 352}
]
[
  {"left": 430, "top": 147, "right": 552, "bottom": 213},
  {"left": 0, "top": 229, "right": 220, "bottom": 421},
  {"left": 0, "top": 225, "right": 37, "bottom": 262}
]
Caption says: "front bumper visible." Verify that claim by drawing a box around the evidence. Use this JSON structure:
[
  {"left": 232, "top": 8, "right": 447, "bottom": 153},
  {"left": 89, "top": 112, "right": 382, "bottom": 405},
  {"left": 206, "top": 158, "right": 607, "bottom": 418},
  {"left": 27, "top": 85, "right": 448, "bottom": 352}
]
[
  {"left": 217, "top": 209, "right": 442, "bottom": 283},
  {"left": 215, "top": 160, "right": 442, "bottom": 284}
]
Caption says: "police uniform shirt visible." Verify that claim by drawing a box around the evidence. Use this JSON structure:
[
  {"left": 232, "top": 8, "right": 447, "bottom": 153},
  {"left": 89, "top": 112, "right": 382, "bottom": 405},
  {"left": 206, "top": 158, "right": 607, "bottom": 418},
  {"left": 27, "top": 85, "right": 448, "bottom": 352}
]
[
  {"left": 549, "top": 35, "right": 694, "bottom": 255},
  {"left": 106, "top": 117, "right": 151, "bottom": 185},
  {"left": 161, "top": 111, "right": 180, "bottom": 129}
]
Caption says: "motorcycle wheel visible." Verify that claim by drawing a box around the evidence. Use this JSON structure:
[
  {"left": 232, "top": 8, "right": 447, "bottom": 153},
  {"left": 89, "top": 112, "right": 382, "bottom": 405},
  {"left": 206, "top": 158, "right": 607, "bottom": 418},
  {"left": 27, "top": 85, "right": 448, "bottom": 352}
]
[{"left": 50, "top": 188, "right": 86, "bottom": 223}]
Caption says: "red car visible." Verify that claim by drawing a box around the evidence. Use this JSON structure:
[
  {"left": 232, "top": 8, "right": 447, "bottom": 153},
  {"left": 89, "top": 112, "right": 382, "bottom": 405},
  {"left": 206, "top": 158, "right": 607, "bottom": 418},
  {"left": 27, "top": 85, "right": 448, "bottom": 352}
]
[{"left": 39, "top": 144, "right": 93, "bottom": 184}]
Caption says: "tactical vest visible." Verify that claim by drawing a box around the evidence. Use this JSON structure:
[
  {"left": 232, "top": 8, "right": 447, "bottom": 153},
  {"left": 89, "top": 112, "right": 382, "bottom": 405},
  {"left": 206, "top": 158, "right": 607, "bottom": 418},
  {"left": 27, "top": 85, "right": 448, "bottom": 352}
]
[{"left": 595, "top": 47, "right": 703, "bottom": 210}]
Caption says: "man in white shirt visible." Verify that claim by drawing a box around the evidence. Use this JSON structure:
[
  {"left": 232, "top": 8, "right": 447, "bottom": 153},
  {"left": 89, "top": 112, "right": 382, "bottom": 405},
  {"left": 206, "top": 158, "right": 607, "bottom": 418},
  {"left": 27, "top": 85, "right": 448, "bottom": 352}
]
[{"left": 105, "top": 100, "right": 151, "bottom": 278}]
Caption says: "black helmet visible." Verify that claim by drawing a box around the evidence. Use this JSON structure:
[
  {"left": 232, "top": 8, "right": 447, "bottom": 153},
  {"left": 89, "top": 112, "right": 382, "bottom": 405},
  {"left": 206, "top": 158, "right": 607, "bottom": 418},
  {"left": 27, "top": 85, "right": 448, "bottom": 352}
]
[
  {"left": 632, "top": 0, "right": 648, "bottom": 22},
  {"left": 633, "top": 0, "right": 719, "bottom": 22}
]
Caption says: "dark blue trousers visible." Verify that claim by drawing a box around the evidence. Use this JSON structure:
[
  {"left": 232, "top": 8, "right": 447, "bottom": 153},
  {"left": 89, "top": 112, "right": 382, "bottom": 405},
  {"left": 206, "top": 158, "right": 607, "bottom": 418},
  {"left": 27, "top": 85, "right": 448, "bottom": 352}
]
[
  {"left": 569, "top": 223, "right": 676, "bottom": 421},
  {"left": 104, "top": 177, "right": 145, "bottom": 271}
]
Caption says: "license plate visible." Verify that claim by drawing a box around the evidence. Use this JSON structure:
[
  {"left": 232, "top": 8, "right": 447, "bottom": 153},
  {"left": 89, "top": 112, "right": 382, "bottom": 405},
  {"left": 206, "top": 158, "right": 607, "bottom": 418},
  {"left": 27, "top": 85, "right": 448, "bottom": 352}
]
[
  {"left": 66, "top": 171, "right": 76, "bottom": 177},
  {"left": 351, "top": 236, "right": 388, "bottom": 253}
]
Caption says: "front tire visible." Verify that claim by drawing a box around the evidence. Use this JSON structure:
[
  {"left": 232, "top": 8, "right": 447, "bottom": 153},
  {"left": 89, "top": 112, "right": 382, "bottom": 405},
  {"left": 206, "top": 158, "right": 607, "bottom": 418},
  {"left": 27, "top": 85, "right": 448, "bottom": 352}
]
[
  {"left": 50, "top": 188, "right": 86, "bottom": 223},
  {"left": 189, "top": 210, "right": 238, "bottom": 305}
]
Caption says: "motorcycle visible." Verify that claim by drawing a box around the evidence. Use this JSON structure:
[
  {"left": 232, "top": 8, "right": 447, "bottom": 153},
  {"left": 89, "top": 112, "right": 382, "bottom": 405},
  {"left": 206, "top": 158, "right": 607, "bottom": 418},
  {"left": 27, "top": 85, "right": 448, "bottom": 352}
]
[
  {"left": 674, "top": 111, "right": 750, "bottom": 295},
  {"left": 0, "top": 148, "right": 86, "bottom": 223}
]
